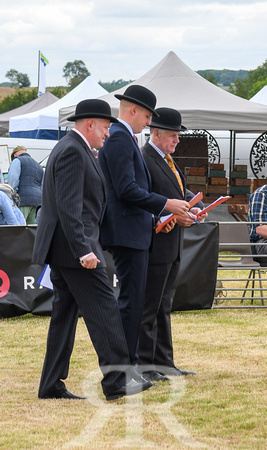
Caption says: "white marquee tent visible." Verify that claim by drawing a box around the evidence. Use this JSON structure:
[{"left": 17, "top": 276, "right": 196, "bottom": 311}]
[
  {"left": 9, "top": 77, "right": 108, "bottom": 140},
  {"left": 59, "top": 51, "right": 267, "bottom": 132},
  {"left": 0, "top": 91, "right": 58, "bottom": 137},
  {"left": 250, "top": 85, "right": 267, "bottom": 105}
]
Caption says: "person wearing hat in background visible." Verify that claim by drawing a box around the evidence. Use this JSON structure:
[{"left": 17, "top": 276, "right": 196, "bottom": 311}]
[
  {"left": 8, "top": 145, "right": 44, "bottom": 224},
  {"left": 0, "top": 167, "right": 4, "bottom": 184},
  {"left": 138, "top": 108, "right": 207, "bottom": 382},
  {"left": 0, "top": 183, "right": 26, "bottom": 225},
  {"left": 32, "top": 99, "right": 152, "bottom": 401},
  {"left": 98, "top": 86, "right": 197, "bottom": 367}
]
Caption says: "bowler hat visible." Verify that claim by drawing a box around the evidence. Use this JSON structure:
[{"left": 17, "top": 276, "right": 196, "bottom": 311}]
[
  {"left": 67, "top": 99, "right": 118, "bottom": 122},
  {"left": 150, "top": 107, "right": 187, "bottom": 131},
  {"left": 115, "top": 85, "right": 159, "bottom": 116}
]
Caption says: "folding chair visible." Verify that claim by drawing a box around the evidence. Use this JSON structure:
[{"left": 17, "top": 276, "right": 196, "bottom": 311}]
[{"left": 217, "top": 223, "right": 266, "bottom": 305}]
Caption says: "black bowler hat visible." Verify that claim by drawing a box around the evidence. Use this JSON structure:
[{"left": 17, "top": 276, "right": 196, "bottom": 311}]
[
  {"left": 67, "top": 99, "right": 118, "bottom": 122},
  {"left": 115, "top": 85, "right": 159, "bottom": 116},
  {"left": 150, "top": 107, "right": 187, "bottom": 131}
]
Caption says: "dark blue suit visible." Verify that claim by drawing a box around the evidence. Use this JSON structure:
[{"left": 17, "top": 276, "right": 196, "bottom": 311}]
[{"left": 98, "top": 122, "right": 167, "bottom": 363}]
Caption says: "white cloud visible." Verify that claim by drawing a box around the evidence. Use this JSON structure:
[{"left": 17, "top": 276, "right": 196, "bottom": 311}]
[{"left": 0, "top": 0, "right": 267, "bottom": 87}]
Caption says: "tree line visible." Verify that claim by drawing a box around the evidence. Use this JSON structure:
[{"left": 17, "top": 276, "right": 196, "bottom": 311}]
[{"left": 1, "top": 58, "right": 267, "bottom": 114}]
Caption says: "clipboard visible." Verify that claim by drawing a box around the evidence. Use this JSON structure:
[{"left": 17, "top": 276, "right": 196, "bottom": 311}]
[
  {"left": 196, "top": 195, "right": 231, "bottom": 217},
  {"left": 155, "top": 191, "right": 203, "bottom": 234}
]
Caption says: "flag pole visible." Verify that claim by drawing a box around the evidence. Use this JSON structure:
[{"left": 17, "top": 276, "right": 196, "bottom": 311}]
[{"left": 38, "top": 50, "right": 40, "bottom": 93}]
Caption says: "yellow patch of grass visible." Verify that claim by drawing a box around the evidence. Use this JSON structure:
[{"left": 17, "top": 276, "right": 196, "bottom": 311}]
[{"left": 0, "top": 310, "right": 266, "bottom": 448}]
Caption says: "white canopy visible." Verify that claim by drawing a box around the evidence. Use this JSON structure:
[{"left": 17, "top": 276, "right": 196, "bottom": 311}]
[
  {"left": 0, "top": 91, "right": 58, "bottom": 136},
  {"left": 250, "top": 85, "right": 267, "bottom": 105},
  {"left": 9, "top": 76, "right": 108, "bottom": 139},
  {"left": 59, "top": 51, "right": 267, "bottom": 132}
]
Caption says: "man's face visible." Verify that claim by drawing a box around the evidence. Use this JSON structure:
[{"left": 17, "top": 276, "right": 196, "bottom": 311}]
[
  {"left": 132, "top": 106, "right": 152, "bottom": 134},
  {"left": 156, "top": 129, "right": 180, "bottom": 155},
  {"left": 90, "top": 119, "right": 110, "bottom": 149}
]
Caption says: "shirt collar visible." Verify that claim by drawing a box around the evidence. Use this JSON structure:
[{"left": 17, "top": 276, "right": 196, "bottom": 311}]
[
  {"left": 118, "top": 118, "right": 134, "bottom": 136},
  {"left": 73, "top": 128, "right": 91, "bottom": 149},
  {"left": 149, "top": 139, "right": 166, "bottom": 159}
]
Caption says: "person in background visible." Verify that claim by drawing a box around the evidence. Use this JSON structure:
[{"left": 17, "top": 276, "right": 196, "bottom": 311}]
[
  {"left": 32, "top": 99, "right": 152, "bottom": 401},
  {"left": 248, "top": 184, "right": 267, "bottom": 266},
  {"left": 0, "top": 167, "right": 4, "bottom": 184},
  {"left": 98, "top": 85, "right": 197, "bottom": 366},
  {"left": 0, "top": 183, "right": 25, "bottom": 225},
  {"left": 138, "top": 107, "right": 207, "bottom": 382},
  {"left": 8, "top": 145, "right": 44, "bottom": 224}
]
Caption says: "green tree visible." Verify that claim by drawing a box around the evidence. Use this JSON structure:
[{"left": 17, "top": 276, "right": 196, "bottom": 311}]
[
  {"left": 63, "top": 60, "right": 90, "bottom": 89},
  {"left": 5, "top": 69, "right": 19, "bottom": 86},
  {"left": 49, "top": 86, "right": 67, "bottom": 99},
  {"left": 5, "top": 69, "right": 31, "bottom": 88},
  {"left": 200, "top": 71, "right": 218, "bottom": 85},
  {"left": 232, "top": 60, "right": 267, "bottom": 99},
  {"left": 16, "top": 73, "right": 31, "bottom": 88},
  {"left": 0, "top": 88, "right": 37, "bottom": 114}
]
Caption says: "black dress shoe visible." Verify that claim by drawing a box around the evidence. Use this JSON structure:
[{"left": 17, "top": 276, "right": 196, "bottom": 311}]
[
  {"left": 157, "top": 366, "right": 196, "bottom": 376},
  {"left": 106, "top": 377, "right": 153, "bottom": 401},
  {"left": 39, "top": 387, "right": 87, "bottom": 400},
  {"left": 142, "top": 370, "right": 171, "bottom": 382}
]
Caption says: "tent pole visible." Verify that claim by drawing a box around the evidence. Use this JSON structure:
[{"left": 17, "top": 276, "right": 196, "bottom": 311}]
[
  {"left": 233, "top": 131, "right": 236, "bottom": 167},
  {"left": 229, "top": 130, "right": 233, "bottom": 175}
]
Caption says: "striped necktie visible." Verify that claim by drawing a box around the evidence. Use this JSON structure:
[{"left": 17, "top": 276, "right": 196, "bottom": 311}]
[{"left": 165, "top": 154, "right": 184, "bottom": 195}]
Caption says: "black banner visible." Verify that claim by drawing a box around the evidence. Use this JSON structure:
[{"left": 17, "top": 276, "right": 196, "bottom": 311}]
[
  {"left": 0, "top": 223, "right": 218, "bottom": 318},
  {"left": 172, "top": 222, "right": 219, "bottom": 311}
]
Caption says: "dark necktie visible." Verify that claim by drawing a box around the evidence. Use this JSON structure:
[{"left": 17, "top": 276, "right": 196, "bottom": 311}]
[{"left": 133, "top": 135, "right": 138, "bottom": 145}]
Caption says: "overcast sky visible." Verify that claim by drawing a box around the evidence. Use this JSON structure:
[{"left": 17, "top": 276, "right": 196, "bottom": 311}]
[{"left": 1, "top": 0, "right": 266, "bottom": 88}]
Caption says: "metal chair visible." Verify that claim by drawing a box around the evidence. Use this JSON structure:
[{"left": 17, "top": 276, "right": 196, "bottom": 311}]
[{"left": 217, "top": 222, "right": 266, "bottom": 305}]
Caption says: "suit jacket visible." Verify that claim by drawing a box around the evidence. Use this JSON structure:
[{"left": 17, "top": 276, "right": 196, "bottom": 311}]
[
  {"left": 142, "top": 142, "right": 203, "bottom": 265},
  {"left": 32, "top": 130, "right": 107, "bottom": 269},
  {"left": 98, "top": 122, "right": 167, "bottom": 250},
  {"left": 141, "top": 142, "right": 186, "bottom": 264}
]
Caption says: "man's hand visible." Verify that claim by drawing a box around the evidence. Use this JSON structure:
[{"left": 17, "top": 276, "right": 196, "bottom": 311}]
[
  {"left": 80, "top": 252, "right": 100, "bottom": 269},
  {"left": 190, "top": 207, "right": 208, "bottom": 223},
  {"left": 160, "top": 218, "right": 177, "bottom": 233},
  {"left": 165, "top": 199, "right": 191, "bottom": 217}
]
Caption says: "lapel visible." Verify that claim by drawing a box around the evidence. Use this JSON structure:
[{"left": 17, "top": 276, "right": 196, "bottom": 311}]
[
  {"left": 70, "top": 130, "right": 107, "bottom": 189},
  {"left": 114, "top": 122, "right": 152, "bottom": 188},
  {"left": 145, "top": 143, "right": 185, "bottom": 197}
]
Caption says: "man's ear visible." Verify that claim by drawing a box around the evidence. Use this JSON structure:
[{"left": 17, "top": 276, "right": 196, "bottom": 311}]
[{"left": 131, "top": 104, "right": 138, "bottom": 116}]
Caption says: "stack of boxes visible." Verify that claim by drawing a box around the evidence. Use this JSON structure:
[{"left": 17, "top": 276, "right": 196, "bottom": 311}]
[
  {"left": 173, "top": 134, "right": 209, "bottom": 196},
  {"left": 251, "top": 178, "right": 267, "bottom": 192},
  {"left": 229, "top": 164, "right": 251, "bottom": 203},
  {"left": 206, "top": 163, "right": 228, "bottom": 201},
  {"left": 173, "top": 134, "right": 266, "bottom": 206}
]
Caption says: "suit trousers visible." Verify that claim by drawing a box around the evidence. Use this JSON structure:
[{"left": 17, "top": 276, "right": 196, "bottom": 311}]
[
  {"left": 38, "top": 265, "right": 129, "bottom": 398},
  {"left": 138, "top": 258, "right": 181, "bottom": 371},
  {"left": 108, "top": 246, "right": 149, "bottom": 364}
]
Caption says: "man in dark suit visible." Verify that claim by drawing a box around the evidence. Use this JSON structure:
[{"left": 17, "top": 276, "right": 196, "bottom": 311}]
[
  {"left": 98, "top": 86, "right": 197, "bottom": 365},
  {"left": 32, "top": 99, "right": 152, "bottom": 401},
  {"left": 138, "top": 107, "right": 206, "bottom": 382}
]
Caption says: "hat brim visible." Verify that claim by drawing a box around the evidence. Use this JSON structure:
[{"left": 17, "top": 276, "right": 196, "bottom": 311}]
[
  {"left": 149, "top": 122, "right": 187, "bottom": 131},
  {"left": 114, "top": 94, "right": 159, "bottom": 116},
  {"left": 67, "top": 112, "right": 118, "bottom": 122}
]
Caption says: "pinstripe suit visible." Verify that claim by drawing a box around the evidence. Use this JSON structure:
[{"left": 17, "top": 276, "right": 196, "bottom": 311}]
[
  {"left": 32, "top": 130, "right": 130, "bottom": 398},
  {"left": 138, "top": 142, "right": 203, "bottom": 371}
]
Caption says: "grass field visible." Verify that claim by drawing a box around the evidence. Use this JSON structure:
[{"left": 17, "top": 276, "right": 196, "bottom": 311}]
[
  {"left": 0, "top": 86, "right": 16, "bottom": 101},
  {"left": 0, "top": 309, "right": 266, "bottom": 449}
]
